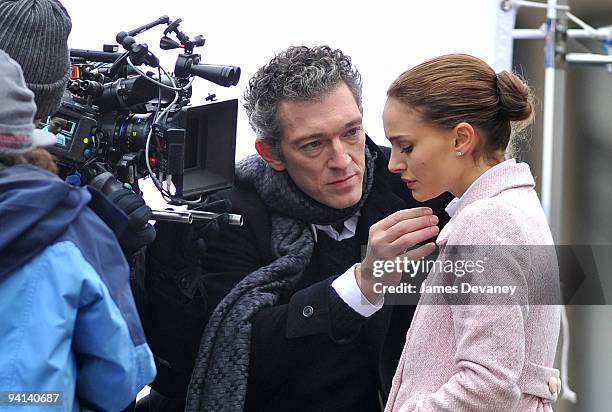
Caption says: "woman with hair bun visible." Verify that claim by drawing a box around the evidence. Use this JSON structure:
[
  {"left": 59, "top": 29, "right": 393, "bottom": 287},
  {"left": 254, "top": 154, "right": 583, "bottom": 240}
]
[{"left": 382, "top": 54, "right": 561, "bottom": 411}]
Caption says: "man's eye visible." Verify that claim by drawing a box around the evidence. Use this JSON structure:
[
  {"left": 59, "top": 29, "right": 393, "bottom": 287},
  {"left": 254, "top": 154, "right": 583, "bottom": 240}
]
[
  {"left": 346, "top": 127, "right": 362, "bottom": 137},
  {"left": 401, "top": 145, "right": 413, "bottom": 154},
  {"left": 302, "top": 141, "right": 321, "bottom": 151}
]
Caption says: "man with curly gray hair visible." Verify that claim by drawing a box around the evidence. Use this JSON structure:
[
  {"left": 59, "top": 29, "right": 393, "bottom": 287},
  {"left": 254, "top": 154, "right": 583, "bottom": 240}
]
[
  {"left": 144, "top": 45, "right": 452, "bottom": 412},
  {"left": 244, "top": 45, "right": 363, "bottom": 160}
]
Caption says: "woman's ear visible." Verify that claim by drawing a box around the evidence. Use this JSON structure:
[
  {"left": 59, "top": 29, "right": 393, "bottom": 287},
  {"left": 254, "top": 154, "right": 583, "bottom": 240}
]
[
  {"left": 255, "top": 138, "right": 285, "bottom": 171},
  {"left": 453, "top": 122, "right": 476, "bottom": 155}
]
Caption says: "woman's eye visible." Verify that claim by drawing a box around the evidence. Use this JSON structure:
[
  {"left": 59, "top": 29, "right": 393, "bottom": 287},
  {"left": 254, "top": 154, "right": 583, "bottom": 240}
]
[{"left": 401, "top": 145, "right": 413, "bottom": 154}]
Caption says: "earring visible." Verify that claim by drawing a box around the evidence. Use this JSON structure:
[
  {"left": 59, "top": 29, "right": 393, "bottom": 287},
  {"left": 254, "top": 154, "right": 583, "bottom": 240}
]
[{"left": 456, "top": 151, "right": 463, "bottom": 156}]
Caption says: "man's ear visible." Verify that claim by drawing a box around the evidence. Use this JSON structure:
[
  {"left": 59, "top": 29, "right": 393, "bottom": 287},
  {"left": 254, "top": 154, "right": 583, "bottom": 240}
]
[
  {"left": 453, "top": 122, "right": 477, "bottom": 155},
  {"left": 255, "top": 138, "right": 285, "bottom": 171}
]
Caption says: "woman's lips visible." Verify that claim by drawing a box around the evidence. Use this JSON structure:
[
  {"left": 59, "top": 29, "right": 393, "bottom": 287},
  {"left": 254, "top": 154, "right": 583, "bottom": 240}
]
[{"left": 402, "top": 178, "right": 417, "bottom": 188}]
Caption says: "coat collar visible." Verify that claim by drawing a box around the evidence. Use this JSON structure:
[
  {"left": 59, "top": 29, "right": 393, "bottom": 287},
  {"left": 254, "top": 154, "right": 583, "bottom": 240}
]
[{"left": 437, "top": 159, "right": 535, "bottom": 246}]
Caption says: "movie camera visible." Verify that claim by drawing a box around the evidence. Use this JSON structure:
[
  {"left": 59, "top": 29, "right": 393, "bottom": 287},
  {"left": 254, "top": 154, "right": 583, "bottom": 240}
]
[{"left": 43, "top": 15, "right": 240, "bottom": 207}]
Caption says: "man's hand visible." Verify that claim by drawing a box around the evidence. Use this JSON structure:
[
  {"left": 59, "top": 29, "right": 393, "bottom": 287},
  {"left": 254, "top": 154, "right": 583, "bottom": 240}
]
[
  {"left": 182, "top": 199, "right": 232, "bottom": 261},
  {"left": 150, "top": 199, "right": 231, "bottom": 272},
  {"left": 356, "top": 207, "right": 439, "bottom": 303}
]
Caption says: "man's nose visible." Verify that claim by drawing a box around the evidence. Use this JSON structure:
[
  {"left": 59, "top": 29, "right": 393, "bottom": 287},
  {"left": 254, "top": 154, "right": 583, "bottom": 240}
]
[
  {"left": 388, "top": 149, "right": 406, "bottom": 174},
  {"left": 328, "top": 141, "right": 351, "bottom": 169}
]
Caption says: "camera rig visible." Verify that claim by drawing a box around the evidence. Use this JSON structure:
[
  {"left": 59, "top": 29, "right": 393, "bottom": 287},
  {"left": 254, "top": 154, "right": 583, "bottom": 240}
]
[{"left": 43, "top": 15, "right": 240, "bottom": 206}]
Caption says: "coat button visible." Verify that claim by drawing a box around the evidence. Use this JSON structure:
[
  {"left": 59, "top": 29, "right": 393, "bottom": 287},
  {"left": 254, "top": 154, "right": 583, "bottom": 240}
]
[
  {"left": 179, "top": 277, "right": 189, "bottom": 290},
  {"left": 548, "top": 376, "right": 560, "bottom": 394},
  {"left": 302, "top": 305, "right": 314, "bottom": 318}
]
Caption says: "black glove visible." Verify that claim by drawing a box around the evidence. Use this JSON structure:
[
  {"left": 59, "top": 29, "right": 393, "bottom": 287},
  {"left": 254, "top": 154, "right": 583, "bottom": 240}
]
[
  {"left": 107, "top": 187, "right": 157, "bottom": 255},
  {"left": 151, "top": 199, "right": 231, "bottom": 267},
  {"left": 185, "top": 199, "right": 231, "bottom": 259},
  {"left": 143, "top": 198, "right": 229, "bottom": 303}
]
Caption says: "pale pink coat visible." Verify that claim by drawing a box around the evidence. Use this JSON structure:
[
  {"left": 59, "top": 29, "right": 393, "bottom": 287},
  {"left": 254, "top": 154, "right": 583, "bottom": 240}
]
[{"left": 385, "top": 160, "right": 562, "bottom": 412}]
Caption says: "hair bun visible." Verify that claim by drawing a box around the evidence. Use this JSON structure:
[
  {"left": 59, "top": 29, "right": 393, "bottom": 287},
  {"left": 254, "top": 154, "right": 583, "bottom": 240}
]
[{"left": 496, "top": 70, "right": 534, "bottom": 123}]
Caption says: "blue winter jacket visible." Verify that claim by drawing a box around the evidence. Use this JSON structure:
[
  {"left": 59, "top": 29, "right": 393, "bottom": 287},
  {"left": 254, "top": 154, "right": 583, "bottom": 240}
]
[{"left": 0, "top": 164, "right": 156, "bottom": 411}]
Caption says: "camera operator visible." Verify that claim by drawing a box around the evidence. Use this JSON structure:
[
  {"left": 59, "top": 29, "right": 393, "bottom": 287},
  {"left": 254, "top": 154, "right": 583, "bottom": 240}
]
[{"left": 0, "top": 0, "right": 156, "bottom": 409}]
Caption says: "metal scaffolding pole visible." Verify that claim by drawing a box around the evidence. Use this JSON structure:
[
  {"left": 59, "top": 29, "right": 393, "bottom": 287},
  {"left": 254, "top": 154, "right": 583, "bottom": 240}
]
[
  {"left": 508, "top": 0, "right": 612, "bottom": 241},
  {"left": 541, "top": 0, "right": 567, "bottom": 242}
]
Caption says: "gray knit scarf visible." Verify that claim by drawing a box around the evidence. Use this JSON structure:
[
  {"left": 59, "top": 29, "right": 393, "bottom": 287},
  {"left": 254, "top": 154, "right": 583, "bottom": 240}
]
[{"left": 185, "top": 147, "right": 376, "bottom": 411}]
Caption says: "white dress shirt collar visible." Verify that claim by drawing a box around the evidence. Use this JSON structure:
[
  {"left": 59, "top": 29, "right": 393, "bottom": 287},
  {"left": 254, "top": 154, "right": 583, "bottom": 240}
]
[{"left": 311, "top": 210, "right": 361, "bottom": 242}]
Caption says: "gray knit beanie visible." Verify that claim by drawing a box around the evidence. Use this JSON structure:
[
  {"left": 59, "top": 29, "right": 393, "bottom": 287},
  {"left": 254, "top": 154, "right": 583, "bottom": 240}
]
[
  {"left": 0, "top": 49, "right": 56, "bottom": 155},
  {"left": 0, "top": 0, "right": 72, "bottom": 119}
]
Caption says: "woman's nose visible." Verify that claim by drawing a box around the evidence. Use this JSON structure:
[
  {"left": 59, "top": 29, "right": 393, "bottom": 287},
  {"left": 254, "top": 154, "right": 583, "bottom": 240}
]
[{"left": 388, "top": 149, "right": 406, "bottom": 174}]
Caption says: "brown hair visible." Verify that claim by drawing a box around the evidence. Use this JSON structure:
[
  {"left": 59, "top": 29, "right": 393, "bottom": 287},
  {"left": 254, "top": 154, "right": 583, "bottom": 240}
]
[
  {"left": 387, "top": 54, "right": 534, "bottom": 159},
  {"left": 0, "top": 148, "right": 59, "bottom": 174}
]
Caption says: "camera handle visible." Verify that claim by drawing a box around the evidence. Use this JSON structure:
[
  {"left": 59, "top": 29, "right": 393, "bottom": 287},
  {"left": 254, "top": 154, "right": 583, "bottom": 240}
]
[{"left": 112, "top": 16, "right": 173, "bottom": 73}]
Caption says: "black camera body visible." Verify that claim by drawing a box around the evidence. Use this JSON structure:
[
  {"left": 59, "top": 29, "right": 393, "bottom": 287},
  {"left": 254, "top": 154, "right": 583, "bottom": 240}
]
[{"left": 44, "top": 16, "right": 241, "bottom": 200}]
